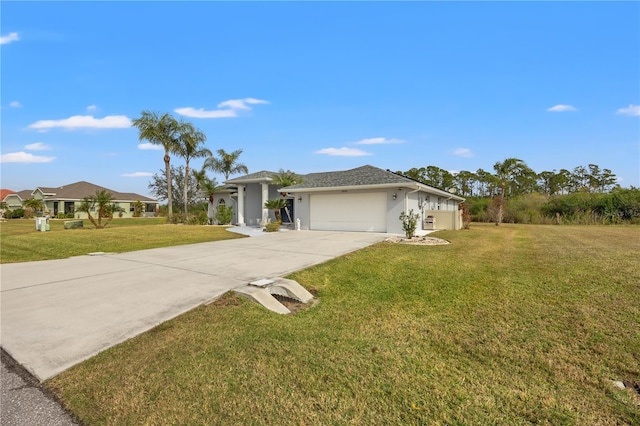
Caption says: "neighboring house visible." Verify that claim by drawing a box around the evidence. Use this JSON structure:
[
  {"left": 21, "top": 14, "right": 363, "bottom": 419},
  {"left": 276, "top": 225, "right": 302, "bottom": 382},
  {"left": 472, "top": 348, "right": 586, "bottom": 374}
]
[
  {"left": 2, "top": 181, "right": 158, "bottom": 219},
  {"left": 0, "top": 189, "right": 16, "bottom": 201},
  {"left": 225, "top": 165, "right": 465, "bottom": 233},
  {"left": 2, "top": 190, "right": 33, "bottom": 210}
]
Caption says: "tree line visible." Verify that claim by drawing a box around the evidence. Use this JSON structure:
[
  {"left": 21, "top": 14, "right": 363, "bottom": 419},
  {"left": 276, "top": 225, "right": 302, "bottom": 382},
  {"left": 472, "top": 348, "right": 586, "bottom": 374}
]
[
  {"left": 398, "top": 160, "right": 619, "bottom": 198},
  {"left": 398, "top": 158, "right": 640, "bottom": 225}
]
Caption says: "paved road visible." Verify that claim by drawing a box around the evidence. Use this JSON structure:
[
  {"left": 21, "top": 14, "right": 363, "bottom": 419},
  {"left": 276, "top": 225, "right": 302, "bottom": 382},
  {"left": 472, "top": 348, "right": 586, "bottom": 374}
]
[
  {"left": 1, "top": 350, "right": 79, "bottom": 425},
  {"left": 1, "top": 230, "right": 387, "bottom": 382}
]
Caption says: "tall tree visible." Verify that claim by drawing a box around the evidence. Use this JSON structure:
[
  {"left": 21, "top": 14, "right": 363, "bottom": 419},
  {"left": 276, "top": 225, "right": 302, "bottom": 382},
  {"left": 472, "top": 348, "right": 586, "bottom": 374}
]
[
  {"left": 204, "top": 149, "right": 248, "bottom": 181},
  {"left": 131, "top": 111, "right": 181, "bottom": 221},
  {"left": 175, "top": 122, "right": 211, "bottom": 221},
  {"left": 424, "top": 166, "right": 454, "bottom": 190},
  {"left": 454, "top": 170, "right": 476, "bottom": 197},
  {"left": 493, "top": 158, "right": 529, "bottom": 225},
  {"left": 148, "top": 165, "right": 198, "bottom": 214},
  {"left": 400, "top": 167, "right": 427, "bottom": 183}
]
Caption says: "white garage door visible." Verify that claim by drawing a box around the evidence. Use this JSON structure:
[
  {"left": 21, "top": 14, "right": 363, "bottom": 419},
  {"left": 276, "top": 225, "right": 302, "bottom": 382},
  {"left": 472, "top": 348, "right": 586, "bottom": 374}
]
[{"left": 310, "top": 192, "right": 387, "bottom": 232}]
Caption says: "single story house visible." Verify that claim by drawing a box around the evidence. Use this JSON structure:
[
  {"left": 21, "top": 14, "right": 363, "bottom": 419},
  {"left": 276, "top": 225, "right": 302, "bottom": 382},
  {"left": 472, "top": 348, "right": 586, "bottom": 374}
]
[
  {"left": 2, "top": 181, "right": 158, "bottom": 219},
  {"left": 225, "top": 165, "right": 465, "bottom": 233}
]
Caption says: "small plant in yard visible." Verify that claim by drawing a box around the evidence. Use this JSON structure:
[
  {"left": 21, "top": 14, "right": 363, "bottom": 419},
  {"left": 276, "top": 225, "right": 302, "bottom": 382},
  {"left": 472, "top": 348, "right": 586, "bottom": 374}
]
[
  {"left": 264, "top": 221, "right": 281, "bottom": 232},
  {"left": 76, "top": 190, "right": 123, "bottom": 229},
  {"left": 215, "top": 204, "right": 233, "bottom": 225},
  {"left": 399, "top": 209, "right": 420, "bottom": 238}
]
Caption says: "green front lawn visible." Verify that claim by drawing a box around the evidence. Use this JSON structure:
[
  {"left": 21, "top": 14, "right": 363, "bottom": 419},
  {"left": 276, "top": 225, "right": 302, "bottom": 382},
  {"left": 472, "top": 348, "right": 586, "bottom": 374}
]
[
  {"left": 46, "top": 224, "right": 640, "bottom": 425},
  {"left": 0, "top": 218, "right": 245, "bottom": 263}
]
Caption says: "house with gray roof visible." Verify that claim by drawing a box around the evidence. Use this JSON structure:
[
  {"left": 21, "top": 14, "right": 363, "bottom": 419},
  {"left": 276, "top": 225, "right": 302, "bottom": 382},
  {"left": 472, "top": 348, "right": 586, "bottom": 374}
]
[
  {"left": 225, "top": 165, "right": 465, "bottom": 233},
  {"left": 3, "top": 181, "right": 158, "bottom": 219}
]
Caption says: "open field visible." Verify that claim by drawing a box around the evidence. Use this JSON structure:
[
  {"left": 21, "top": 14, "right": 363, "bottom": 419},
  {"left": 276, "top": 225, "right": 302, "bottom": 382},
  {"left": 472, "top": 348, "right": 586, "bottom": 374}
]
[
  {"left": 0, "top": 218, "right": 244, "bottom": 263},
  {"left": 45, "top": 224, "right": 640, "bottom": 425}
]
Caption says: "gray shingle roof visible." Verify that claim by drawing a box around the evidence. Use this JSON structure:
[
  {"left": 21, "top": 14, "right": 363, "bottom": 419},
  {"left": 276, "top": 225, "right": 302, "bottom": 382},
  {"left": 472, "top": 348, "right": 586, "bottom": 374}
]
[
  {"left": 282, "top": 165, "right": 412, "bottom": 189},
  {"left": 33, "top": 181, "right": 156, "bottom": 202},
  {"left": 225, "top": 170, "right": 277, "bottom": 184}
]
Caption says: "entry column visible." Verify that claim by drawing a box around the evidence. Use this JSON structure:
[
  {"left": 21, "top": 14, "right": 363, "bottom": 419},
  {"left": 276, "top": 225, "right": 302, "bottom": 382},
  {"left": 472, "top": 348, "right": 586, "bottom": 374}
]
[
  {"left": 237, "top": 184, "right": 246, "bottom": 226},
  {"left": 261, "top": 183, "right": 269, "bottom": 224}
]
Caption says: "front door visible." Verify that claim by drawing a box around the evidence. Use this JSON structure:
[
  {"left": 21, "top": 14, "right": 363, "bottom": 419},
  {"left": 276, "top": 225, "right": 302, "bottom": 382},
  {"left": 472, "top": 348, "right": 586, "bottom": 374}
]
[
  {"left": 280, "top": 198, "right": 294, "bottom": 223},
  {"left": 53, "top": 202, "right": 58, "bottom": 216}
]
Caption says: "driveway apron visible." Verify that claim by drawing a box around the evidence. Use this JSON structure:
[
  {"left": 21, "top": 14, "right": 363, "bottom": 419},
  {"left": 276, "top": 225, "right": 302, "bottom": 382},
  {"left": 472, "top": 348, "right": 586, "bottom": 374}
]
[{"left": 0, "top": 230, "right": 387, "bottom": 381}]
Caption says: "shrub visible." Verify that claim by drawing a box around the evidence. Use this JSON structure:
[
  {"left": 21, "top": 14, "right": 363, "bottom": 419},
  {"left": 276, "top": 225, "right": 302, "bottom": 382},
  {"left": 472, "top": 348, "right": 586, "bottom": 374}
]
[
  {"left": 215, "top": 205, "right": 233, "bottom": 225},
  {"left": 399, "top": 209, "right": 419, "bottom": 239},
  {"left": 264, "top": 221, "right": 281, "bottom": 232},
  {"left": 57, "top": 213, "right": 66, "bottom": 219},
  {"left": 188, "top": 210, "right": 208, "bottom": 225},
  {"left": 9, "top": 208, "right": 25, "bottom": 219},
  {"left": 167, "top": 212, "right": 186, "bottom": 224},
  {"left": 66, "top": 212, "right": 75, "bottom": 219},
  {"left": 465, "top": 197, "right": 491, "bottom": 222},
  {"left": 504, "top": 193, "right": 549, "bottom": 224},
  {"left": 132, "top": 201, "right": 144, "bottom": 218}
]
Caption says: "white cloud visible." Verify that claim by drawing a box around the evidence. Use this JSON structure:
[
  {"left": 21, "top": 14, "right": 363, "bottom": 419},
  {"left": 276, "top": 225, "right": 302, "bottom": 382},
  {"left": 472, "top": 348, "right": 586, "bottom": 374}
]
[
  {"left": 0, "top": 32, "right": 19, "bottom": 45},
  {"left": 9, "top": 101, "right": 21, "bottom": 108},
  {"left": 138, "top": 142, "right": 163, "bottom": 150},
  {"left": 453, "top": 148, "right": 474, "bottom": 158},
  {"left": 217, "top": 98, "right": 269, "bottom": 110},
  {"left": 315, "top": 147, "right": 372, "bottom": 157},
  {"left": 547, "top": 104, "right": 576, "bottom": 112},
  {"left": 28, "top": 115, "right": 131, "bottom": 130},
  {"left": 616, "top": 104, "right": 640, "bottom": 116},
  {"left": 176, "top": 98, "right": 269, "bottom": 119},
  {"left": 1, "top": 151, "right": 55, "bottom": 164},
  {"left": 25, "top": 142, "right": 51, "bottom": 151},
  {"left": 355, "top": 137, "right": 405, "bottom": 145},
  {"left": 121, "top": 172, "right": 153, "bottom": 177},
  {"left": 86, "top": 104, "right": 97, "bottom": 111},
  {"left": 174, "top": 107, "right": 238, "bottom": 118}
]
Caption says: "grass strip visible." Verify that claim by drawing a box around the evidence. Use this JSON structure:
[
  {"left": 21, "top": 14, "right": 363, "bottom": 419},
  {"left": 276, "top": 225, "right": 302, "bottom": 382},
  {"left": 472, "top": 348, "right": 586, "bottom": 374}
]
[{"left": 0, "top": 218, "right": 244, "bottom": 263}]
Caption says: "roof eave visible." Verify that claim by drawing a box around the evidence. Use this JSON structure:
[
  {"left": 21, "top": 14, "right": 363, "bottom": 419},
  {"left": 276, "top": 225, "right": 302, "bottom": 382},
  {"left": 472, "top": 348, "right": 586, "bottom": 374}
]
[
  {"left": 225, "top": 177, "right": 274, "bottom": 185},
  {"left": 282, "top": 182, "right": 465, "bottom": 201}
]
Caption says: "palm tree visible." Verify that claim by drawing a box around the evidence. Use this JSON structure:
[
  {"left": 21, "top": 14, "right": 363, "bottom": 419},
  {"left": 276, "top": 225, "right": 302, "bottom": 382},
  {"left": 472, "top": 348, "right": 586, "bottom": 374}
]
[
  {"left": 175, "top": 122, "right": 211, "bottom": 222},
  {"left": 76, "top": 190, "right": 122, "bottom": 229},
  {"left": 131, "top": 111, "right": 181, "bottom": 221},
  {"left": 200, "top": 176, "right": 220, "bottom": 224},
  {"left": 493, "top": 158, "right": 528, "bottom": 225},
  {"left": 192, "top": 168, "right": 207, "bottom": 193},
  {"left": 270, "top": 169, "right": 302, "bottom": 223},
  {"left": 271, "top": 169, "right": 302, "bottom": 194},
  {"left": 204, "top": 149, "right": 248, "bottom": 181},
  {"left": 24, "top": 198, "right": 44, "bottom": 216},
  {"left": 264, "top": 198, "right": 287, "bottom": 223}
]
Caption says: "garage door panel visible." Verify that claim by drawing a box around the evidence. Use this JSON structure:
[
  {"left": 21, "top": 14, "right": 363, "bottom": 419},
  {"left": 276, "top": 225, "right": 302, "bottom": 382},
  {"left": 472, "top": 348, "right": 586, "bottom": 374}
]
[{"left": 310, "top": 193, "right": 386, "bottom": 232}]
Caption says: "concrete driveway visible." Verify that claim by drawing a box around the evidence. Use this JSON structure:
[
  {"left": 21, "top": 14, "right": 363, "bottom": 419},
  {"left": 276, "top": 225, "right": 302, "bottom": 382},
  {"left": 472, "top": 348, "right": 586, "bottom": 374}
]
[{"left": 0, "top": 230, "right": 387, "bottom": 382}]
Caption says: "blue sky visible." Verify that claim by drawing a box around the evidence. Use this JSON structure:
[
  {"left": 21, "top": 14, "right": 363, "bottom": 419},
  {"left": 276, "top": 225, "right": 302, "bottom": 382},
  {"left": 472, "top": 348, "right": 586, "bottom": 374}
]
[{"left": 2, "top": 1, "right": 639, "bottom": 198}]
